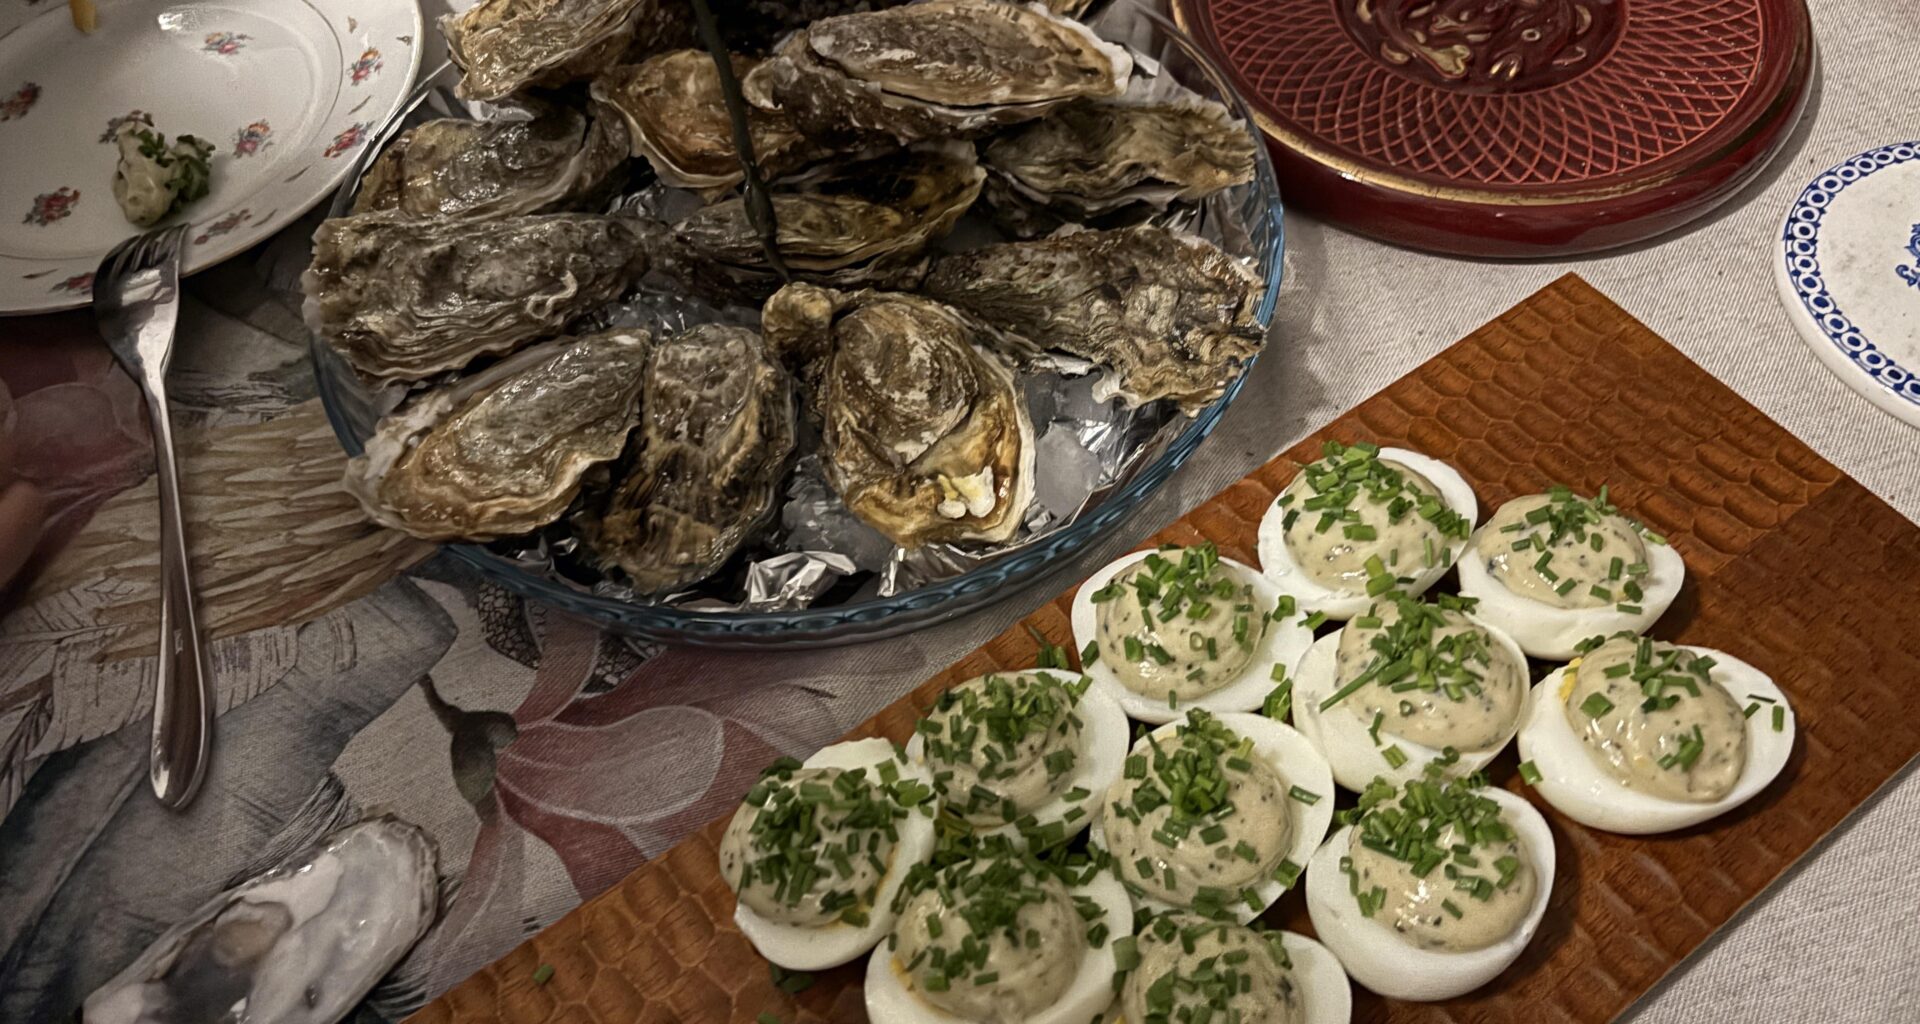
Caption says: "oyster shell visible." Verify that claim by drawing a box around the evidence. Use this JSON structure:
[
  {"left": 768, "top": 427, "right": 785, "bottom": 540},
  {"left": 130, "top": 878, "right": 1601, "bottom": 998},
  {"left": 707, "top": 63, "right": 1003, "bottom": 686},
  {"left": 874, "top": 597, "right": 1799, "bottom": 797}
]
[
  {"left": 763, "top": 283, "right": 1034, "bottom": 547},
  {"left": 444, "top": 0, "right": 691, "bottom": 101},
  {"left": 592, "top": 50, "right": 815, "bottom": 196},
  {"left": 344, "top": 330, "right": 651, "bottom": 541},
  {"left": 921, "top": 225, "right": 1263, "bottom": 413},
  {"left": 981, "top": 92, "right": 1256, "bottom": 217},
  {"left": 581, "top": 325, "right": 797, "bottom": 594},
  {"left": 352, "top": 99, "right": 630, "bottom": 219},
  {"left": 743, "top": 0, "right": 1132, "bottom": 147},
  {"left": 303, "top": 212, "right": 657, "bottom": 383},
  {"left": 83, "top": 818, "right": 438, "bottom": 1024},
  {"left": 676, "top": 141, "right": 983, "bottom": 274}
]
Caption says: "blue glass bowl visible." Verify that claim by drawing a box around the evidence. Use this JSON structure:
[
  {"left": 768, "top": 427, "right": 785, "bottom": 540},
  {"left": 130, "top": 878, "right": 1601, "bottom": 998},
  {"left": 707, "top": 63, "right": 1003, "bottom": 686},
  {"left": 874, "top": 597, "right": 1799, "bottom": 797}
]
[{"left": 311, "top": 2, "right": 1285, "bottom": 647}]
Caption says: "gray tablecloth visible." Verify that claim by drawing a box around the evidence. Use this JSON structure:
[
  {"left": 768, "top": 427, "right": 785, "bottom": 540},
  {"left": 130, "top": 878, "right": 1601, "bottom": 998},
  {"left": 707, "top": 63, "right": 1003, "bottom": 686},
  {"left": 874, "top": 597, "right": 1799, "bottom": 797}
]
[{"left": 3, "top": 2, "right": 1916, "bottom": 1021}]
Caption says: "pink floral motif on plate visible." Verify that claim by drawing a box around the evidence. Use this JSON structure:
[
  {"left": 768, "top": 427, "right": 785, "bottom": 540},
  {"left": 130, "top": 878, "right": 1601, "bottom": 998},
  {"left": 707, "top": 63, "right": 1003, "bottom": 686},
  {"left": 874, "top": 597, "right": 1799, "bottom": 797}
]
[
  {"left": 232, "top": 119, "right": 272, "bottom": 157},
  {"left": 323, "top": 122, "right": 369, "bottom": 158},
  {"left": 1, "top": 82, "right": 40, "bottom": 122},
  {"left": 349, "top": 47, "right": 382, "bottom": 84},
  {"left": 203, "top": 31, "right": 251, "bottom": 55},
  {"left": 48, "top": 271, "right": 93, "bottom": 294},
  {"left": 99, "top": 110, "right": 152, "bottom": 143},
  {"left": 22, "top": 187, "right": 79, "bottom": 226},
  {"left": 193, "top": 208, "right": 253, "bottom": 245}
]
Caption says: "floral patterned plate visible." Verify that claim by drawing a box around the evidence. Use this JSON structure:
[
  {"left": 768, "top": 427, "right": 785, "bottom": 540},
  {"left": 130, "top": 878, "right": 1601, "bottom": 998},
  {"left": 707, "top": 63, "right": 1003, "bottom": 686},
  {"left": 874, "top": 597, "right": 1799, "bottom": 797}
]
[{"left": 0, "top": 0, "right": 421, "bottom": 314}]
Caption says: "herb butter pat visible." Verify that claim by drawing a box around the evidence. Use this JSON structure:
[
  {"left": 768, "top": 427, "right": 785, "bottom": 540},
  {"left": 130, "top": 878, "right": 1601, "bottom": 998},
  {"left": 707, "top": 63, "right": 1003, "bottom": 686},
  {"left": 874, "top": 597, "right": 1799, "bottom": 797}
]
[{"left": 112, "top": 121, "right": 215, "bottom": 227}]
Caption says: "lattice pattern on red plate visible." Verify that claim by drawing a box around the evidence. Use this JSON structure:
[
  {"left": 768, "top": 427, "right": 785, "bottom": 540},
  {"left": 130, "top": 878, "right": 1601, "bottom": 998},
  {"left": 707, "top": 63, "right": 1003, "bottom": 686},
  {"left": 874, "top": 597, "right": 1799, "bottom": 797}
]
[{"left": 1199, "top": 0, "right": 1771, "bottom": 187}]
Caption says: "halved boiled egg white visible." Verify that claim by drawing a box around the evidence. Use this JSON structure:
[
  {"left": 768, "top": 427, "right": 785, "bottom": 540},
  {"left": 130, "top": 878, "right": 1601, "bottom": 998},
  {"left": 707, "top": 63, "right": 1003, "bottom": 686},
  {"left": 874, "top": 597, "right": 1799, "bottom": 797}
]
[
  {"left": 1304, "top": 787, "right": 1555, "bottom": 1002},
  {"left": 1289, "top": 614, "right": 1532, "bottom": 792},
  {"left": 1518, "top": 645, "right": 1795, "bottom": 834},
  {"left": 1279, "top": 931, "right": 1353, "bottom": 1024},
  {"left": 1071, "top": 551, "right": 1312, "bottom": 726},
  {"left": 1087, "top": 712, "right": 1334, "bottom": 923},
  {"left": 863, "top": 866, "right": 1133, "bottom": 1024},
  {"left": 903, "top": 671, "right": 1130, "bottom": 843},
  {"left": 731, "top": 738, "right": 938, "bottom": 971},
  {"left": 1457, "top": 513, "right": 1685, "bottom": 661},
  {"left": 1255, "top": 448, "right": 1478, "bottom": 621},
  {"left": 1093, "top": 927, "right": 1351, "bottom": 1024}
]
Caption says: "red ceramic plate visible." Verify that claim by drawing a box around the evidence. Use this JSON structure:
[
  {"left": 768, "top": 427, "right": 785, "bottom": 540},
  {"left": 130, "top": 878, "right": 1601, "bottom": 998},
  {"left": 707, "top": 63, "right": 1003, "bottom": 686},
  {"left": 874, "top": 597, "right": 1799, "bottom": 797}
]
[{"left": 1172, "top": 0, "right": 1813, "bottom": 257}]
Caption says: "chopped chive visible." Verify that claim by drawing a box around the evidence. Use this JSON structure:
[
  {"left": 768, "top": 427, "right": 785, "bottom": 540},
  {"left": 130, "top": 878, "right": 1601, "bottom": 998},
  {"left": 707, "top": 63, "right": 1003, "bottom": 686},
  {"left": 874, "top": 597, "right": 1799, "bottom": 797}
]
[
  {"left": 1579, "top": 692, "right": 1615, "bottom": 717},
  {"left": 1773, "top": 705, "right": 1786, "bottom": 732},
  {"left": 1289, "top": 785, "right": 1321, "bottom": 805},
  {"left": 532, "top": 964, "right": 555, "bottom": 986},
  {"left": 1270, "top": 859, "right": 1303, "bottom": 889},
  {"left": 1518, "top": 760, "right": 1542, "bottom": 785},
  {"left": 1382, "top": 745, "right": 1408, "bottom": 769}
]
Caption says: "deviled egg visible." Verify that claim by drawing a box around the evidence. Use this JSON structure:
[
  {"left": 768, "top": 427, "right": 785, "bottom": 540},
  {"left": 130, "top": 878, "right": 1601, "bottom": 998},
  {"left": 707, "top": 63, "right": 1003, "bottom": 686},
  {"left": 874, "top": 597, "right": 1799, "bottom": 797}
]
[
  {"left": 864, "top": 838, "right": 1132, "bottom": 1024},
  {"left": 1256, "top": 441, "right": 1477, "bottom": 620},
  {"left": 1517, "top": 634, "right": 1795, "bottom": 834},
  {"left": 1089, "top": 710, "right": 1334, "bottom": 922},
  {"left": 1305, "top": 767, "right": 1554, "bottom": 1001},
  {"left": 1072, "top": 543, "right": 1313, "bottom": 725},
  {"left": 718, "top": 738, "right": 938, "bottom": 970},
  {"left": 1458, "top": 487, "right": 1683, "bottom": 659},
  {"left": 1107, "top": 913, "right": 1351, "bottom": 1024},
  {"left": 905, "top": 670, "right": 1130, "bottom": 845},
  {"left": 1289, "top": 592, "right": 1531, "bottom": 791}
]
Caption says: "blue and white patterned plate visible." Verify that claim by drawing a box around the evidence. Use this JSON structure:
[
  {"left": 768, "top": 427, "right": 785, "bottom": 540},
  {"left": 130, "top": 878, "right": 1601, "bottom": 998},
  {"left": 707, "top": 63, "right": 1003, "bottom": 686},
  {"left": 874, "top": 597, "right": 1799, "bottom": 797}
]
[{"left": 1775, "top": 141, "right": 1920, "bottom": 429}]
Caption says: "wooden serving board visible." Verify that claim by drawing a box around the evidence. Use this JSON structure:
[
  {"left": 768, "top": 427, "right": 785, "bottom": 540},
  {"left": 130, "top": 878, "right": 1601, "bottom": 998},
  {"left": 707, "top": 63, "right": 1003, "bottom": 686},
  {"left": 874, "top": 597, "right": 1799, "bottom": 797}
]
[{"left": 410, "top": 275, "right": 1920, "bottom": 1024}]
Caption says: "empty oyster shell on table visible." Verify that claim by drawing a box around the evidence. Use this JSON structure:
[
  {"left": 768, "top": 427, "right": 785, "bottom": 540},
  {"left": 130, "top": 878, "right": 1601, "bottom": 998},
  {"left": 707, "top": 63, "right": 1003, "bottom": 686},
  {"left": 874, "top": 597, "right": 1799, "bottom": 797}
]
[
  {"left": 743, "top": 0, "right": 1133, "bottom": 147},
  {"left": 580, "top": 325, "right": 798, "bottom": 595},
  {"left": 83, "top": 818, "right": 438, "bottom": 1024},
  {"left": 763, "top": 283, "right": 1034, "bottom": 547},
  {"left": 592, "top": 50, "right": 816, "bottom": 196},
  {"left": 303, "top": 212, "right": 658, "bottom": 383},
  {"left": 351, "top": 98, "right": 631, "bottom": 220},
  {"left": 344, "top": 330, "right": 652, "bottom": 542},
  {"left": 443, "top": 0, "right": 692, "bottom": 100},
  {"left": 922, "top": 225, "right": 1264, "bottom": 413}
]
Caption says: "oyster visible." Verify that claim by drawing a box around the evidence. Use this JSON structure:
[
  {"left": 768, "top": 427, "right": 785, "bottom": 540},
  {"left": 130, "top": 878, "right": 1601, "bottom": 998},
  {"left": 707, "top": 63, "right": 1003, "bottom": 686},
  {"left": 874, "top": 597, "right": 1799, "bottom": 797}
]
[
  {"left": 352, "top": 99, "right": 630, "bottom": 219},
  {"left": 676, "top": 142, "right": 983, "bottom": 275},
  {"left": 444, "top": 0, "right": 691, "bottom": 101},
  {"left": 592, "top": 50, "right": 815, "bottom": 195},
  {"left": 921, "top": 225, "right": 1263, "bottom": 413},
  {"left": 344, "top": 331, "right": 651, "bottom": 541},
  {"left": 581, "top": 325, "right": 797, "bottom": 594},
  {"left": 981, "top": 92, "right": 1256, "bottom": 217},
  {"left": 743, "top": 0, "right": 1132, "bottom": 147},
  {"left": 303, "top": 212, "right": 657, "bottom": 383},
  {"left": 83, "top": 818, "right": 437, "bottom": 1024},
  {"left": 763, "top": 283, "right": 1034, "bottom": 547}
]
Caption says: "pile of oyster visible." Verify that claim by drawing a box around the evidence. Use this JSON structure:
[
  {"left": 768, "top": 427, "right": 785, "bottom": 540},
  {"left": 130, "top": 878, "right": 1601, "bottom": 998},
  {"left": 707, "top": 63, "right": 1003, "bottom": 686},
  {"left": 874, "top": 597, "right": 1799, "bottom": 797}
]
[{"left": 304, "top": 0, "right": 1267, "bottom": 611}]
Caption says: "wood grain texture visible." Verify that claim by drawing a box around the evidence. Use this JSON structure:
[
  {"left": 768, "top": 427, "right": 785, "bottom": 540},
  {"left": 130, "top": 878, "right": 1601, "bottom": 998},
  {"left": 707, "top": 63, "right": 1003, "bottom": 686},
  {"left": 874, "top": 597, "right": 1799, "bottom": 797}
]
[{"left": 410, "top": 274, "right": 1920, "bottom": 1024}]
